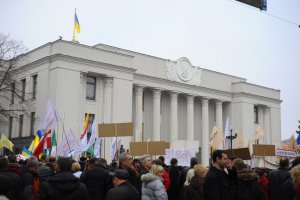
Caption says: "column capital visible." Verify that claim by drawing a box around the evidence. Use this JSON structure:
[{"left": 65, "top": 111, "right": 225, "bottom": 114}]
[
  {"left": 201, "top": 97, "right": 210, "bottom": 105},
  {"left": 187, "top": 95, "right": 194, "bottom": 105},
  {"left": 170, "top": 91, "right": 179, "bottom": 102},
  {"left": 263, "top": 106, "right": 270, "bottom": 112},
  {"left": 135, "top": 85, "right": 144, "bottom": 96},
  {"left": 153, "top": 88, "right": 161, "bottom": 99},
  {"left": 216, "top": 100, "right": 223, "bottom": 108},
  {"left": 104, "top": 77, "right": 113, "bottom": 88}
]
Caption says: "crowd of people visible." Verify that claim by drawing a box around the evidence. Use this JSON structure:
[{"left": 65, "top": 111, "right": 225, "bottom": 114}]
[{"left": 1, "top": 149, "right": 300, "bottom": 200}]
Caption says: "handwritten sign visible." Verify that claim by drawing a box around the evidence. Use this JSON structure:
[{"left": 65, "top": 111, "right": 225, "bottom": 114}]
[{"left": 164, "top": 148, "right": 196, "bottom": 166}]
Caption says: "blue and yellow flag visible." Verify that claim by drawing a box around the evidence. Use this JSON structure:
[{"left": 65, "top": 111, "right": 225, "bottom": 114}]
[
  {"left": 74, "top": 12, "right": 80, "bottom": 33},
  {"left": 22, "top": 147, "right": 32, "bottom": 158}
]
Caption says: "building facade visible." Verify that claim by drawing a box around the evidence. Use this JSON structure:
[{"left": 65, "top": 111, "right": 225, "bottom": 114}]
[{"left": 0, "top": 40, "right": 282, "bottom": 165}]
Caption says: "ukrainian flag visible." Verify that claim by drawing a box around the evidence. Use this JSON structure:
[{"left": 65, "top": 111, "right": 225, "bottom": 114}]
[
  {"left": 74, "top": 12, "right": 80, "bottom": 33},
  {"left": 22, "top": 147, "right": 32, "bottom": 158}
]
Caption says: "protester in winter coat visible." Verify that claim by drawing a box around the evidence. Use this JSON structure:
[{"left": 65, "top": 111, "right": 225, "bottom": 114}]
[
  {"left": 72, "top": 162, "right": 82, "bottom": 178},
  {"left": 232, "top": 159, "right": 265, "bottom": 200},
  {"left": 183, "top": 164, "right": 207, "bottom": 200},
  {"left": 21, "top": 156, "right": 39, "bottom": 200},
  {"left": 168, "top": 158, "right": 180, "bottom": 200},
  {"left": 105, "top": 169, "right": 139, "bottom": 200},
  {"left": 268, "top": 158, "right": 290, "bottom": 200},
  {"left": 36, "top": 157, "right": 90, "bottom": 200},
  {"left": 255, "top": 168, "right": 269, "bottom": 200},
  {"left": 80, "top": 158, "right": 112, "bottom": 200},
  {"left": 0, "top": 156, "right": 21, "bottom": 200},
  {"left": 141, "top": 164, "right": 168, "bottom": 200},
  {"left": 36, "top": 166, "right": 53, "bottom": 182},
  {"left": 7, "top": 155, "right": 21, "bottom": 175},
  {"left": 119, "top": 152, "right": 141, "bottom": 194},
  {"left": 291, "top": 164, "right": 300, "bottom": 200},
  {"left": 140, "top": 155, "right": 152, "bottom": 176},
  {"left": 152, "top": 159, "right": 170, "bottom": 191},
  {"left": 280, "top": 157, "right": 300, "bottom": 200},
  {"left": 204, "top": 150, "right": 233, "bottom": 200}
]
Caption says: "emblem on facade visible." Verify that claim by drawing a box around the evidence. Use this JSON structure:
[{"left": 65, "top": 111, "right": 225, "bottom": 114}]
[{"left": 166, "top": 57, "right": 202, "bottom": 86}]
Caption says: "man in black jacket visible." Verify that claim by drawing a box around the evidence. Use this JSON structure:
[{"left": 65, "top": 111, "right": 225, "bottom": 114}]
[
  {"left": 0, "top": 156, "right": 21, "bottom": 200},
  {"left": 36, "top": 157, "right": 90, "bottom": 200},
  {"left": 204, "top": 150, "right": 233, "bottom": 200},
  {"left": 106, "top": 169, "right": 139, "bottom": 200},
  {"left": 80, "top": 158, "right": 113, "bottom": 200},
  {"left": 119, "top": 152, "right": 141, "bottom": 194},
  {"left": 268, "top": 158, "right": 290, "bottom": 200}
]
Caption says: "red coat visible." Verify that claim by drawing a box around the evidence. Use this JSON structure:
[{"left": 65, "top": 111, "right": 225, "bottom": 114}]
[
  {"left": 162, "top": 170, "right": 170, "bottom": 191},
  {"left": 258, "top": 176, "right": 269, "bottom": 200}
]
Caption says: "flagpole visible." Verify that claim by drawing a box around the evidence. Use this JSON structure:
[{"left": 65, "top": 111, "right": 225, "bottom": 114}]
[
  {"left": 58, "top": 111, "right": 72, "bottom": 157},
  {"left": 72, "top": 8, "right": 76, "bottom": 43}
]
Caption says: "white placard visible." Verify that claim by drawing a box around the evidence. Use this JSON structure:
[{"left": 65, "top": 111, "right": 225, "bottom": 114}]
[{"left": 164, "top": 148, "right": 196, "bottom": 166}]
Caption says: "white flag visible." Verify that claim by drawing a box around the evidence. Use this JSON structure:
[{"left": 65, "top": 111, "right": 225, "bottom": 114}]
[
  {"left": 110, "top": 137, "right": 121, "bottom": 161},
  {"left": 94, "top": 138, "right": 101, "bottom": 158},
  {"left": 38, "top": 100, "right": 60, "bottom": 131},
  {"left": 224, "top": 115, "right": 230, "bottom": 137},
  {"left": 57, "top": 130, "right": 79, "bottom": 156},
  {"left": 74, "top": 120, "right": 96, "bottom": 155}
]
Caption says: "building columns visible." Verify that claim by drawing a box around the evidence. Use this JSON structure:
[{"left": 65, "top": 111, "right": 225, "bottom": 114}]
[
  {"left": 170, "top": 92, "right": 178, "bottom": 142},
  {"left": 216, "top": 100, "right": 223, "bottom": 131},
  {"left": 134, "top": 85, "right": 143, "bottom": 142},
  {"left": 202, "top": 97, "right": 209, "bottom": 166},
  {"left": 153, "top": 89, "right": 161, "bottom": 141},
  {"left": 264, "top": 107, "right": 270, "bottom": 144},
  {"left": 187, "top": 95, "right": 194, "bottom": 141},
  {"left": 103, "top": 77, "right": 113, "bottom": 123}
]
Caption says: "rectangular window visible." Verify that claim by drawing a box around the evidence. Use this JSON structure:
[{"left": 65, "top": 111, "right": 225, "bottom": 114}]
[
  {"left": 32, "top": 75, "right": 37, "bottom": 99},
  {"left": 86, "top": 76, "right": 96, "bottom": 100},
  {"left": 30, "top": 112, "right": 35, "bottom": 136},
  {"left": 11, "top": 82, "right": 15, "bottom": 104},
  {"left": 254, "top": 106, "right": 258, "bottom": 124},
  {"left": 8, "top": 117, "right": 13, "bottom": 138},
  {"left": 21, "top": 79, "right": 26, "bottom": 102},
  {"left": 19, "top": 114, "right": 23, "bottom": 137}
]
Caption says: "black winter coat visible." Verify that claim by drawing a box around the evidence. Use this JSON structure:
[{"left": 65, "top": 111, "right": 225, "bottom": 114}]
[
  {"left": 183, "top": 175, "right": 205, "bottom": 200},
  {"left": 204, "top": 166, "right": 233, "bottom": 200},
  {"left": 280, "top": 178, "right": 295, "bottom": 200},
  {"left": 267, "top": 167, "right": 290, "bottom": 200},
  {"left": 80, "top": 166, "right": 112, "bottom": 200},
  {"left": 119, "top": 166, "right": 141, "bottom": 195},
  {"left": 0, "top": 169, "right": 21, "bottom": 200},
  {"left": 232, "top": 170, "right": 265, "bottom": 200},
  {"left": 36, "top": 171, "right": 90, "bottom": 200},
  {"left": 105, "top": 181, "right": 140, "bottom": 200}
]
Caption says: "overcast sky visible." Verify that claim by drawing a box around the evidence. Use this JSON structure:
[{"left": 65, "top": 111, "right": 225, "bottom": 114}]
[{"left": 1, "top": 0, "right": 299, "bottom": 140}]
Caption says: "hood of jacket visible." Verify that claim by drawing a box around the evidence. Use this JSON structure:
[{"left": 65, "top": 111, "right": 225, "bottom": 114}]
[
  {"left": 237, "top": 169, "right": 258, "bottom": 181},
  {"left": 141, "top": 173, "right": 160, "bottom": 183},
  {"left": 48, "top": 171, "right": 81, "bottom": 193}
]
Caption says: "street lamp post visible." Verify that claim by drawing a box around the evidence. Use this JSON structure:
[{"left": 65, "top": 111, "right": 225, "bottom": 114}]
[{"left": 226, "top": 129, "right": 237, "bottom": 150}]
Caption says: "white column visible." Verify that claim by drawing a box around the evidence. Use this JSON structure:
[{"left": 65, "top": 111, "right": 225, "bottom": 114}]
[
  {"left": 170, "top": 92, "right": 178, "bottom": 142},
  {"left": 153, "top": 89, "right": 161, "bottom": 141},
  {"left": 264, "top": 107, "right": 270, "bottom": 144},
  {"left": 202, "top": 97, "right": 209, "bottom": 166},
  {"left": 258, "top": 106, "right": 264, "bottom": 144},
  {"left": 134, "top": 85, "right": 143, "bottom": 142},
  {"left": 103, "top": 77, "right": 113, "bottom": 123},
  {"left": 216, "top": 100, "right": 223, "bottom": 131},
  {"left": 103, "top": 77, "right": 113, "bottom": 160},
  {"left": 187, "top": 95, "right": 194, "bottom": 141}
]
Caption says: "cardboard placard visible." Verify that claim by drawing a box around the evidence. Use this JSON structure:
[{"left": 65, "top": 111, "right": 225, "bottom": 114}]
[
  {"left": 130, "top": 141, "right": 169, "bottom": 156},
  {"left": 148, "top": 141, "right": 167, "bottom": 155},
  {"left": 253, "top": 144, "right": 275, "bottom": 156},
  {"left": 130, "top": 142, "right": 148, "bottom": 156},
  {"left": 223, "top": 148, "right": 251, "bottom": 160},
  {"left": 98, "top": 123, "right": 133, "bottom": 137}
]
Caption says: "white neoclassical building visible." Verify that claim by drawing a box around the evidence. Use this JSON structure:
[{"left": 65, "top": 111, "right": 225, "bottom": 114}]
[{"left": 0, "top": 40, "right": 282, "bottom": 165}]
